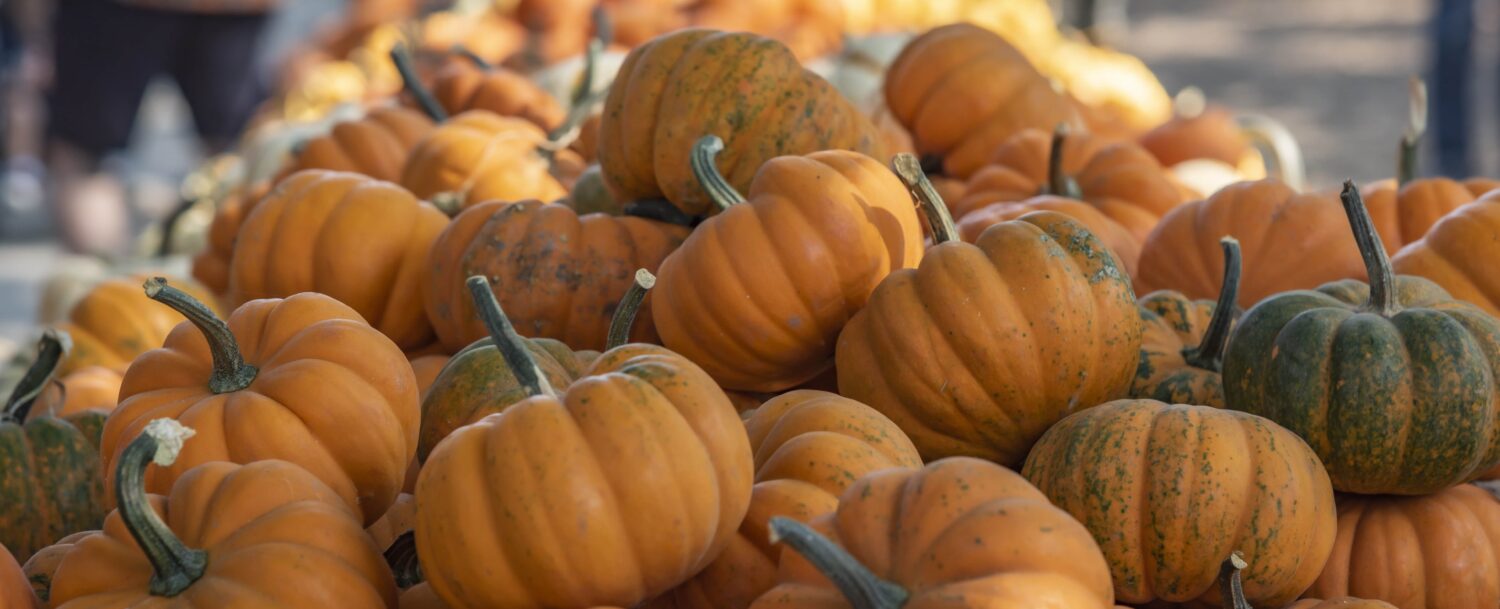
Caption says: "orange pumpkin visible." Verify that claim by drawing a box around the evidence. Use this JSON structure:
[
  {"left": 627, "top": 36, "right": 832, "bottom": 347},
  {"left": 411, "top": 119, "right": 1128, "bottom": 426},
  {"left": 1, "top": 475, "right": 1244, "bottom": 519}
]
[
  {"left": 690, "top": 0, "right": 843, "bottom": 60},
  {"left": 415, "top": 277, "right": 753, "bottom": 609},
  {"left": 423, "top": 200, "right": 687, "bottom": 353},
  {"left": 1286, "top": 599, "right": 1399, "bottom": 609},
  {"left": 283, "top": 106, "right": 435, "bottom": 182},
  {"left": 1217, "top": 553, "right": 1397, "bottom": 609},
  {"left": 367, "top": 492, "right": 416, "bottom": 552},
  {"left": 957, "top": 197, "right": 1142, "bottom": 279},
  {"left": 652, "top": 138, "right": 925, "bottom": 392},
  {"left": 101, "top": 279, "right": 418, "bottom": 525},
  {"left": 885, "top": 23, "right": 1080, "bottom": 179},
  {"left": 400, "top": 111, "right": 586, "bottom": 213},
  {"left": 54, "top": 274, "right": 219, "bottom": 375},
  {"left": 648, "top": 390, "right": 922, "bottom": 609},
  {"left": 428, "top": 58, "right": 564, "bottom": 131},
  {"left": 19, "top": 531, "right": 88, "bottom": 605},
  {"left": 598, "top": 28, "right": 882, "bottom": 216},
  {"left": 191, "top": 182, "right": 270, "bottom": 297},
  {"left": 48, "top": 419, "right": 397, "bottom": 608},
  {"left": 1130, "top": 237, "right": 1240, "bottom": 407},
  {"left": 1, "top": 541, "right": 38, "bottom": 609},
  {"left": 1139, "top": 103, "right": 1254, "bottom": 169},
  {"left": 29, "top": 365, "right": 122, "bottom": 422},
  {"left": 227, "top": 169, "right": 449, "bottom": 351},
  {"left": 836, "top": 160, "right": 1141, "bottom": 464},
  {"left": 1392, "top": 191, "right": 1500, "bottom": 317},
  {"left": 1136, "top": 179, "right": 1366, "bottom": 307},
  {"left": 401, "top": 583, "right": 452, "bottom": 609},
  {"left": 752, "top": 457, "right": 1116, "bottom": 609},
  {"left": 1307, "top": 484, "right": 1500, "bottom": 609}
]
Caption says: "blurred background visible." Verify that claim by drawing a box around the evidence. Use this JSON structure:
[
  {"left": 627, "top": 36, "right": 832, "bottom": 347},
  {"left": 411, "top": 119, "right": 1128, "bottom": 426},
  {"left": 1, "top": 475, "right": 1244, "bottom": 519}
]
[{"left": 0, "top": 0, "right": 1488, "bottom": 344}]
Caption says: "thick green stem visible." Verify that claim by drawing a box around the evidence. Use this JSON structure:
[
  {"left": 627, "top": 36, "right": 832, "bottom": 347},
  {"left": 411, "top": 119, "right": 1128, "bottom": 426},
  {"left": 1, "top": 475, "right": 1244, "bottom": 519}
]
[
  {"left": 450, "top": 45, "right": 492, "bottom": 70},
  {"left": 391, "top": 43, "right": 448, "bottom": 122},
  {"left": 144, "top": 277, "right": 256, "bottom": 394},
  {"left": 606, "top": 269, "right": 656, "bottom": 351},
  {"left": 1218, "top": 553, "right": 1252, "bottom": 609},
  {"left": 1043, "top": 123, "right": 1082, "bottom": 199},
  {"left": 1338, "top": 181, "right": 1401, "bottom": 317},
  {"left": 465, "top": 276, "right": 556, "bottom": 398},
  {"left": 769, "top": 517, "right": 908, "bottom": 609},
  {"left": 117, "top": 419, "right": 206, "bottom": 597},
  {"left": 891, "top": 153, "right": 958, "bottom": 244},
  {"left": 1183, "top": 237, "right": 1241, "bottom": 372},
  {"left": 691, "top": 136, "right": 745, "bottom": 211},
  {"left": 2, "top": 330, "right": 70, "bottom": 423},
  {"left": 1398, "top": 76, "right": 1427, "bottom": 187},
  {"left": 385, "top": 530, "right": 424, "bottom": 588}
]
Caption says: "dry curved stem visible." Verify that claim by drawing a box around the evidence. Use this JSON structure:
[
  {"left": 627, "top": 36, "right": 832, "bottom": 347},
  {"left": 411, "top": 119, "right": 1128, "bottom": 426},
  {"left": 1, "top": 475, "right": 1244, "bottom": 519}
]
[
  {"left": 691, "top": 135, "right": 746, "bottom": 210},
  {"left": 2, "top": 329, "right": 70, "bottom": 423},
  {"left": 606, "top": 269, "right": 657, "bottom": 350},
  {"left": 1183, "top": 237, "right": 1241, "bottom": 372},
  {"left": 449, "top": 45, "right": 492, "bottom": 70},
  {"left": 541, "top": 6, "right": 613, "bottom": 157},
  {"left": 1044, "top": 123, "right": 1083, "bottom": 199},
  {"left": 391, "top": 43, "right": 449, "bottom": 122},
  {"left": 1339, "top": 181, "right": 1401, "bottom": 317},
  {"left": 769, "top": 517, "right": 908, "bottom": 609},
  {"left": 1398, "top": 76, "right": 1428, "bottom": 186},
  {"left": 117, "top": 419, "right": 206, "bottom": 597},
  {"left": 892, "top": 153, "right": 958, "bottom": 244},
  {"left": 144, "top": 277, "right": 257, "bottom": 394},
  {"left": 1237, "top": 114, "right": 1306, "bottom": 191},
  {"left": 1218, "top": 552, "right": 1252, "bottom": 609},
  {"left": 465, "top": 276, "right": 556, "bottom": 398}
]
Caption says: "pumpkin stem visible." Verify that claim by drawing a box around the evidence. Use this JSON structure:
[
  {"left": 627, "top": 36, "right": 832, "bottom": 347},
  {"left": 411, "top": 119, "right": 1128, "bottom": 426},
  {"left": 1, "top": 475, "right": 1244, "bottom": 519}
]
[
  {"left": 1183, "top": 237, "right": 1241, "bottom": 372},
  {"left": 450, "top": 45, "right": 492, "bottom": 70},
  {"left": 891, "top": 153, "right": 958, "bottom": 244},
  {"left": 1398, "top": 76, "right": 1427, "bottom": 187},
  {"left": 1338, "top": 181, "right": 1401, "bottom": 317},
  {"left": 116, "top": 418, "right": 207, "bottom": 597},
  {"left": 144, "top": 278, "right": 257, "bottom": 394},
  {"left": 1043, "top": 123, "right": 1082, "bottom": 199},
  {"left": 541, "top": 7, "right": 613, "bottom": 155},
  {"left": 391, "top": 43, "right": 449, "bottom": 123},
  {"left": 385, "top": 530, "right": 425, "bottom": 588},
  {"left": 1217, "top": 552, "right": 1252, "bottom": 609},
  {"left": 691, "top": 135, "right": 746, "bottom": 210},
  {"left": 606, "top": 269, "right": 656, "bottom": 350},
  {"left": 770, "top": 517, "right": 908, "bottom": 609},
  {"left": 465, "top": 276, "right": 556, "bottom": 398},
  {"left": 2, "top": 330, "right": 70, "bottom": 423}
]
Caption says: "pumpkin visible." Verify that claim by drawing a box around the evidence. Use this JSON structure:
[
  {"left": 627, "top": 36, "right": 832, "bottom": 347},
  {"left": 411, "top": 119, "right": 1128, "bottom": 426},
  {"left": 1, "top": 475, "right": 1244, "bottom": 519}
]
[
  {"left": 752, "top": 457, "right": 1116, "bottom": 609},
  {"left": 282, "top": 106, "right": 435, "bottom": 183},
  {"left": 1214, "top": 553, "right": 1396, "bottom": 609},
  {"left": 0, "top": 332, "right": 106, "bottom": 562},
  {"left": 29, "top": 365, "right": 122, "bottom": 423},
  {"left": 836, "top": 158, "right": 1141, "bottom": 464},
  {"left": 423, "top": 199, "right": 687, "bottom": 353},
  {"left": 1224, "top": 182, "right": 1500, "bottom": 494},
  {"left": 53, "top": 274, "right": 218, "bottom": 376},
  {"left": 567, "top": 164, "right": 626, "bottom": 215},
  {"left": 884, "top": 23, "right": 1080, "bottom": 179},
  {"left": 1022, "top": 399, "right": 1336, "bottom": 606},
  {"left": 19, "top": 531, "right": 87, "bottom": 604},
  {"left": 410, "top": 354, "right": 449, "bottom": 399},
  {"left": 956, "top": 196, "right": 1143, "bottom": 278},
  {"left": 48, "top": 418, "right": 397, "bottom": 608},
  {"left": 1285, "top": 600, "right": 1399, "bottom": 609},
  {"left": 1044, "top": 38, "right": 1172, "bottom": 140},
  {"left": 401, "top": 583, "right": 451, "bottom": 609},
  {"left": 1, "top": 541, "right": 38, "bottom": 609},
  {"left": 101, "top": 278, "right": 419, "bottom": 524},
  {"left": 367, "top": 492, "right": 416, "bottom": 553},
  {"left": 190, "top": 183, "right": 271, "bottom": 297},
  {"left": 427, "top": 57, "right": 565, "bottom": 131},
  {"left": 399, "top": 111, "right": 586, "bottom": 213},
  {"left": 652, "top": 138, "right": 924, "bottom": 392},
  {"left": 691, "top": 0, "right": 843, "bottom": 61},
  {"left": 1392, "top": 191, "right": 1500, "bottom": 317},
  {"left": 1306, "top": 484, "right": 1500, "bottom": 609},
  {"left": 414, "top": 276, "right": 753, "bottom": 609},
  {"left": 226, "top": 169, "right": 449, "bottom": 350},
  {"left": 598, "top": 28, "right": 882, "bottom": 216},
  {"left": 1131, "top": 237, "right": 1241, "bottom": 407},
  {"left": 1136, "top": 179, "right": 1367, "bottom": 307},
  {"left": 648, "top": 390, "right": 922, "bottom": 609}
]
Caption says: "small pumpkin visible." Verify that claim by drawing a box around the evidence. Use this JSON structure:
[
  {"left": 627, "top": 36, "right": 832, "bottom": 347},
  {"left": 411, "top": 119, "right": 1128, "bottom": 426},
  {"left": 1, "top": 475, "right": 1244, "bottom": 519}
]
[
  {"left": 1285, "top": 600, "right": 1399, "bottom": 609},
  {"left": 427, "top": 56, "right": 565, "bottom": 131},
  {"left": 19, "top": 531, "right": 88, "bottom": 604},
  {"left": 414, "top": 276, "right": 753, "bottom": 609},
  {"left": 690, "top": 0, "right": 843, "bottom": 61},
  {"left": 1216, "top": 553, "right": 1397, "bottom": 609},
  {"left": 282, "top": 106, "right": 435, "bottom": 183},
  {"left": 0, "top": 332, "right": 107, "bottom": 562},
  {"left": 423, "top": 199, "right": 687, "bottom": 353},
  {"left": 1130, "top": 237, "right": 1241, "bottom": 407},
  {"left": 1022, "top": 399, "right": 1336, "bottom": 607},
  {"left": 836, "top": 158, "right": 1141, "bottom": 464},
  {"left": 751, "top": 457, "right": 1116, "bottom": 609},
  {"left": 647, "top": 390, "right": 922, "bottom": 609},
  {"left": 567, "top": 164, "right": 626, "bottom": 215},
  {"left": 1224, "top": 182, "right": 1500, "bottom": 494},
  {"left": 29, "top": 365, "right": 122, "bottom": 423},
  {"left": 47, "top": 419, "right": 397, "bottom": 608},
  {"left": 102, "top": 278, "right": 419, "bottom": 524},
  {"left": 957, "top": 195, "right": 1143, "bottom": 279},
  {"left": 1136, "top": 179, "right": 1366, "bottom": 307},
  {"left": 598, "top": 28, "right": 882, "bottom": 216},
  {"left": 227, "top": 169, "right": 449, "bottom": 350},
  {"left": 884, "top": 23, "right": 1080, "bottom": 179},
  {"left": 1306, "top": 484, "right": 1500, "bottom": 609},
  {"left": 1392, "top": 191, "right": 1500, "bottom": 317},
  {"left": 190, "top": 182, "right": 271, "bottom": 297},
  {"left": 652, "top": 137, "right": 925, "bottom": 392},
  {"left": 53, "top": 274, "right": 219, "bottom": 375}
]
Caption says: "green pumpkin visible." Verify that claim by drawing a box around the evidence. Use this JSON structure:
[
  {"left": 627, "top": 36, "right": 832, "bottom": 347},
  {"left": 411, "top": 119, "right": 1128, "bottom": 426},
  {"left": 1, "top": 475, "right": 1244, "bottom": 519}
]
[
  {"left": 0, "top": 331, "right": 107, "bottom": 562},
  {"left": 1224, "top": 181, "right": 1500, "bottom": 495}
]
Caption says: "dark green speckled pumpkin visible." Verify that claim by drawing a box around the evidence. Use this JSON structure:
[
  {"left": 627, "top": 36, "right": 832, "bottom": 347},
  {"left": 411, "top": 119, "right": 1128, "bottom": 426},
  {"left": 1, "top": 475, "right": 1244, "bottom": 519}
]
[
  {"left": 1224, "top": 181, "right": 1500, "bottom": 495},
  {"left": 1131, "top": 237, "right": 1241, "bottom": 408},
  {"left": 0, "top": 331, "right": 106, "bottom": 562}
]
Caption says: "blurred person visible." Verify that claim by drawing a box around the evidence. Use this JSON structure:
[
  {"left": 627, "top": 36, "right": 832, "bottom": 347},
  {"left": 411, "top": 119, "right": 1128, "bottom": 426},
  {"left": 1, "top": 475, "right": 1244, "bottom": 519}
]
[
  {"left": 43, "top": 0, "right": 279, "bottom": 255},
  {"left": 1430, "top": 0, "right": 1476, "bottom": 177}
]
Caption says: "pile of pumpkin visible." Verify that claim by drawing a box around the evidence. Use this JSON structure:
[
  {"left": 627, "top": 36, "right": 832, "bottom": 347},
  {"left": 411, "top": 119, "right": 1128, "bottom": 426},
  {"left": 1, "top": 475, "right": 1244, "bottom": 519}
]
[{"left": 7, "top": 7, "right": 1500, "bottom": 609}]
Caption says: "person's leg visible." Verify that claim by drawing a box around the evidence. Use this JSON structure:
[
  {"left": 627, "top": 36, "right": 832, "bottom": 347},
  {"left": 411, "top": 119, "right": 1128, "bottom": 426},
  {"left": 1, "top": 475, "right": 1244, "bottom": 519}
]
[
  {"left": 45, "top": 0, "right": 176, "bottom": 254},
  {"left": 171, "top": 10, "right": 271, "bottom": 155},
  {"left": 1430, "top": 0, "right": 1475, "bottom": 177}
]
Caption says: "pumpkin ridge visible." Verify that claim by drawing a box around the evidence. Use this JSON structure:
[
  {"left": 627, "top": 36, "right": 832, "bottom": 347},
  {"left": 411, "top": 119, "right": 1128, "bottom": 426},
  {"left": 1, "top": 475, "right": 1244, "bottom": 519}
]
[
  {"left": 763, "top": 190, "right": 859, "bottom": 325},
  {"left": 1131, "top": 402, "right": 1163, "bottom": 601},
  {"left": 696, "top": 213, "right": 812, "bottom": 365},
  {"left": 862, "top": 292, "right": 959, "bottom": 448},
  {"left": 547, "top": 206, "right": 586, "bottom": 344}
]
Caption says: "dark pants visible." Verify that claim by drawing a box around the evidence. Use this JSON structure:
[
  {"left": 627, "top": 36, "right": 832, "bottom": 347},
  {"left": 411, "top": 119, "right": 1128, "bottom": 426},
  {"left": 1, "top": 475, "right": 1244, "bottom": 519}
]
[
  {"left": 47, "top": 0, "right": 270, "bottom": 158},
  {"left": 1431, "top": 0, "right": 1475, "bottom": 177}
]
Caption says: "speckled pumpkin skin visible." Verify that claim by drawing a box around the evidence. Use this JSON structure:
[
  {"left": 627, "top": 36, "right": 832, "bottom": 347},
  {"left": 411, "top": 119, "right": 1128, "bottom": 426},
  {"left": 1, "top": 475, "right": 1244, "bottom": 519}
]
[
  {"left": 1022, "top": 399, "right": 1336, "bottom": 607},
  {"left": 0, "top": 417, "right": 105, "bottom": 562},
  {"left": 836, "top": 211, "right": 1142, "bottom": 465},
  {"left": 1131, "top": 290, "right": 1232, "bottom": 407},
  {"left": 20, "top": 531, "right": 89, "bottom": 604},
  {"left": 1224, "top": 275, "right": 1500, "bottom": 494}
]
